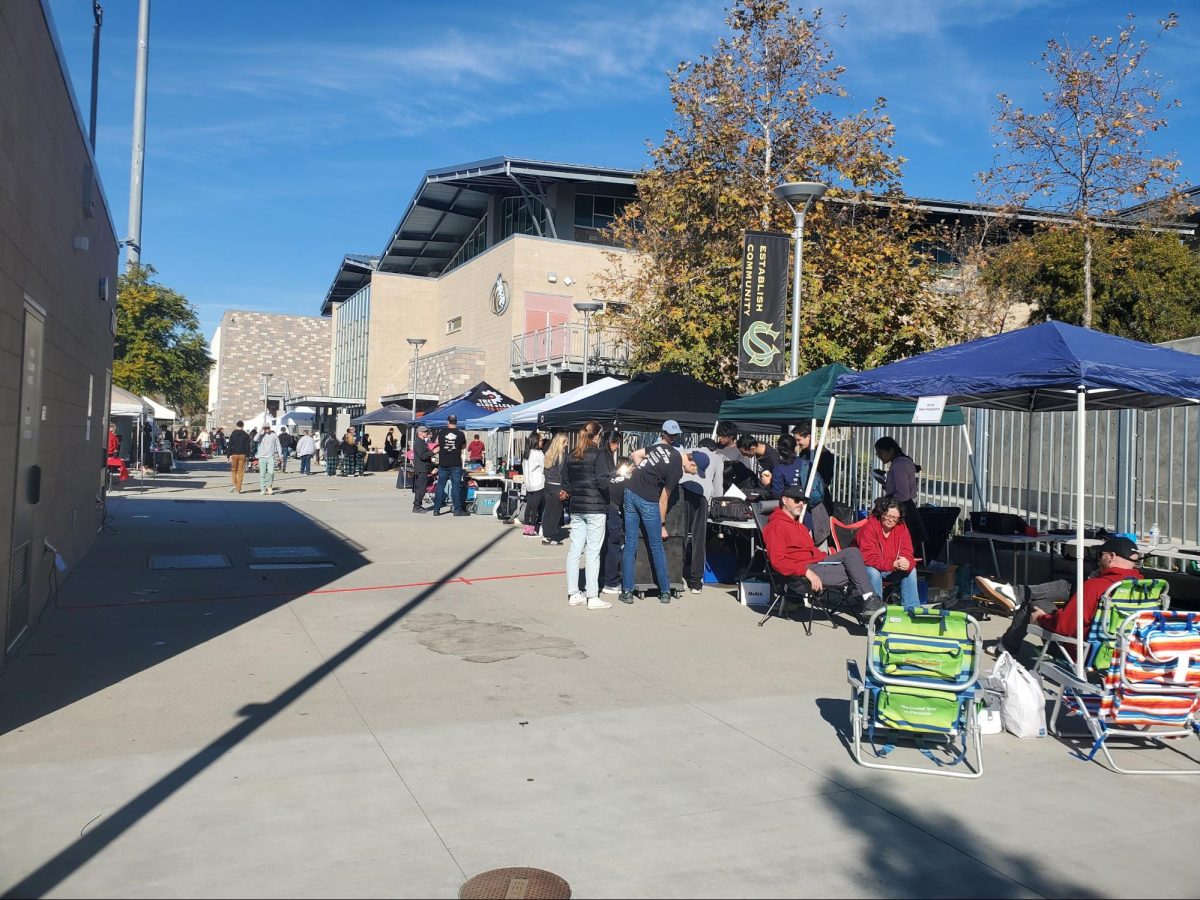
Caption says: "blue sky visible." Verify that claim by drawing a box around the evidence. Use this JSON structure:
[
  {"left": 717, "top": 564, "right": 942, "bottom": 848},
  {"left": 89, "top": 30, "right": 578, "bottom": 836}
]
[{"left": 46, "top": 0, "right": 1199, "bottom": 345}]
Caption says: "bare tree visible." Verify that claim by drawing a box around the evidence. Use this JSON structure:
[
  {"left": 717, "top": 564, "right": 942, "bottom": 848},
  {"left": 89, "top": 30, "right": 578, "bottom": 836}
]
[{"left": 980, "top": 12, "right": 1184, "bottom": 328}]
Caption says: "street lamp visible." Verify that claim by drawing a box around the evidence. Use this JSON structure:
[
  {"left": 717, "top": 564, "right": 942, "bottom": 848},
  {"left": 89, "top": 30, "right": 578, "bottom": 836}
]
[
  {"left": 573, "top": 300, "right": 603, "bottom": 386},
  {"left": 405, "top": 338, "right": 426, "bottom": 485},
  {"left": 773, "top": 181, "right": 827, "bottom": 380},
  {"left": 260, "top": 372, "right": 273, "bottom": 422}
]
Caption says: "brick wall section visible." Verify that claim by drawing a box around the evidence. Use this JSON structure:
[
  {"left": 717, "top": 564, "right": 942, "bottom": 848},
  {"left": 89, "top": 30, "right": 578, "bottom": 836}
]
[
  {"left": 411, "top": 347, "right": 486, "bottom": 400},
  {"left": 211, "top": 310, "right": 330, "bottom": 428}
]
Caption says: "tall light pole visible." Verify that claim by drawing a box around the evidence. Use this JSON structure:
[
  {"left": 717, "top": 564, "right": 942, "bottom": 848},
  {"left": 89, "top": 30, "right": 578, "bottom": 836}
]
[
  {"left": 773, "top": 181, "right": 827, "bottom": 380},
  {"left": 573, "top": 300, "right": 602, "bottom": 386},
  {"left": 125, "top": 0, "right": 150, "bottom": 267}
]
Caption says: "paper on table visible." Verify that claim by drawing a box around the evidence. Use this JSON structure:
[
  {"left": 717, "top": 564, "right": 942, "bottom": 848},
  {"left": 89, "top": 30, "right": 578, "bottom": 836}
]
[{"left": 724, "top": 483, "right": 747, "bottom": 499}]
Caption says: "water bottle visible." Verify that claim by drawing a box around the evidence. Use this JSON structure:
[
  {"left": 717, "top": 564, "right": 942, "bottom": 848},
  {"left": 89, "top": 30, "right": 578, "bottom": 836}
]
[{"left": 1148, "top": 523, "right": 1160, "bottom": 545}]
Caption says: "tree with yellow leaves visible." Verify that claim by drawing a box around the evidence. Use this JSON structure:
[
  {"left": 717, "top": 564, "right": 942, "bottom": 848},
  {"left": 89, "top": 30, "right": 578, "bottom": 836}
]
[{"left": 598, "top": 0, "right": 959, "bottom": 389}]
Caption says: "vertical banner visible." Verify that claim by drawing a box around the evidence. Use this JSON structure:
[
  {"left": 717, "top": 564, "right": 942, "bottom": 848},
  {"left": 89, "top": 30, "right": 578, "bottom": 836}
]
[{"left": 738, "top": 230, "right": 789, "bottom": 380}]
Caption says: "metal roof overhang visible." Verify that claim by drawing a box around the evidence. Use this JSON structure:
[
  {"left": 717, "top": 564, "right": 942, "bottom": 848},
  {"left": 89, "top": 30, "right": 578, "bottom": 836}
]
[
  {"left": 320, "top": 254, "right": 378, "bottom": 316},
  {"left": 376, "top": 156, "right": 637, "bottom": 280}
]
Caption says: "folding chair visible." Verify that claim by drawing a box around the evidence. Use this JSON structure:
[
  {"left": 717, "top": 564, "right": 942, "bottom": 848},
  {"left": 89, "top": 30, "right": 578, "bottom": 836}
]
[
  {"left": 1037, "top": 608, "right": 1200, "bottom": 774},
  {"left": 752, "top": 504, "right": 853, "bottom": 633},
  {"left": 831, "top": 515, "right": 908, "bottom": 607},
  {"left": 1030, "top": 578, "right": 1170, "bottom": 671},
  {"left": 847, "top": 605, "right": 984, "bottom": 778}
]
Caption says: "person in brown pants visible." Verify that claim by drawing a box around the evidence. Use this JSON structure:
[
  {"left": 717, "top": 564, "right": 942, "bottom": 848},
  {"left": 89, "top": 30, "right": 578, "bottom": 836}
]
[{"left": 227, "top": 420, "right": 252, "bottom": 493}]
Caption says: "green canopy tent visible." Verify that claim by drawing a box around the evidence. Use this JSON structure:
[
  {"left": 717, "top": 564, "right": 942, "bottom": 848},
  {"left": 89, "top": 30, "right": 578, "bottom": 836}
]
[{"left": 717, "top": 363, "right": 964, "bottom": 426}]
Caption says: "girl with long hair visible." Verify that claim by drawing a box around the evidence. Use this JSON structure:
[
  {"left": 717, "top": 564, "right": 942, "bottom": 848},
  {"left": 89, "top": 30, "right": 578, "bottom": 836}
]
[
  {"left": 522, "top": 433, "right": 546, "bottom": 536},
  {"left": 873, "top": 436, "right": 927, "bottom": 548},
  {"left": 540, "top": 432, "right": 570, "bottom": 545},
  {"left": 562, "top": 421, "right": 610, "bottom": 608}
]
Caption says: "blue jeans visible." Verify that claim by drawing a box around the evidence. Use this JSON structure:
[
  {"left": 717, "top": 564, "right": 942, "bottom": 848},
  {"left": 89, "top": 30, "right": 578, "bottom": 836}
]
[
  {"left": 566, "top": 512, "right": 606, "bottom": 598},
  {"left": 622, "top": 490, "right": 669, "bottom": 594},
  {"left": 280, "top": 447, "right": 291, "bottom": 471},
  {"left": 434, "top": 466, "right": 464, "bottom": 512},
  {"left": 299, "top": 454, "right": 312, "bottom": 474},
  {"left": 866, "top": 566, "right": 919, "bottom": 609}
]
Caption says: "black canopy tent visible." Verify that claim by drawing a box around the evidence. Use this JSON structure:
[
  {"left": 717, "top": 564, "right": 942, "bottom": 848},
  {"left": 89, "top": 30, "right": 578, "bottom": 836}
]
[
  {"left": 536, "top": 372, "right": 733, "bottom": 432},
  {"left": 350, "top": 405, "right": 415, "bottom": 426}
]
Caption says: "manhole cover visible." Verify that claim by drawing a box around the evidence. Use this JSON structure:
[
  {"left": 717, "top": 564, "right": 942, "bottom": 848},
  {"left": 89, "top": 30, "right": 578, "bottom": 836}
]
[
  {"left": 148, "top": 554, "right": 230, "bottom": 570},
  {"left": 459, "top": 868, "right": 570, "bottom": 900},
  {"left": 250, "top": 546, "right": 325, "bottom": 559}
]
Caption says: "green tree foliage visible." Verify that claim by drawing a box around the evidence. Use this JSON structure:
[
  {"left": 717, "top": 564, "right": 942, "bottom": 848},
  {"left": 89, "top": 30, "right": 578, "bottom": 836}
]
[
  {"left": 980, "top": 12, "right": 1184, "bottom": 328},
  {"left": 598, "top": 0, "right": 958, "bottom": 389},
  {"left": 115, "top": 264, "right": 211, "bottom": 416},
  {"left": 982, "top": 227, "right": 1200, "bottom": 342}
]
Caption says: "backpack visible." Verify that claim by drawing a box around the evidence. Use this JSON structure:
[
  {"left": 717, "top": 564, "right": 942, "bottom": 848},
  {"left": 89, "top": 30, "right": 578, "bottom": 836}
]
[{"left": 793, "top": 458, "right": 825, "bottom": 505}]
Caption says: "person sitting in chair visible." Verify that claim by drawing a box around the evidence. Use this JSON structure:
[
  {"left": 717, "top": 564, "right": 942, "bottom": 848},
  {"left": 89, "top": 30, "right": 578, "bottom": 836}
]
[
  {"left": 763, "top": 486, "right": 884, "bottom": 622},
  {"left": 858, "top": 496, "right": 920, "bottom": 610},
  {"left": 976, "top": 536, "right": 1145, "bottom": 658}
]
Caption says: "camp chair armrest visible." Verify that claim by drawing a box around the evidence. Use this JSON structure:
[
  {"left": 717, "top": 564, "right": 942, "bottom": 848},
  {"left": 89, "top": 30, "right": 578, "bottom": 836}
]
[
  {"left": 1036, "top": 659, "right": 1097, "bottom": 694},
  {"left": 846, "top": 659, "right": 864, "bottom": 690},
  {"left": 1028, "top": 624, "right": 1081, "bottom": 646}
]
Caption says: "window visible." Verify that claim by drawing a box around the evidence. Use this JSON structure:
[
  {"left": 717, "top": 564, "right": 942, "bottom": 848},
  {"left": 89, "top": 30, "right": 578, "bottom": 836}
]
[
  {"left": 501, "top": 195, "right": 545, "bottom": 239},
  {"left": 446, "top": 316, "right": 462, "bottom": 334},
  {"left": 574, "top": 193, "right": 630, "bottom": 230}
]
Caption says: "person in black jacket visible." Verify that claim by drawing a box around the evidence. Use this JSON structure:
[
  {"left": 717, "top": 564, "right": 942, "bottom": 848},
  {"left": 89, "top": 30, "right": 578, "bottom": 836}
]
[
  {"left": 561, "top": 421, "right": 611, "bottom": 609},
  {"left": 227, "top": 421, "right": 252, "bottom": 494},
  {"left": 410, "top": 425, "right": 434, "bottom": 513}
]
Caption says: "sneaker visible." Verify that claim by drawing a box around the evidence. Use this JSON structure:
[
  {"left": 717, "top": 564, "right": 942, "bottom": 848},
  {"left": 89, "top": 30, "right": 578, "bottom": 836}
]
[
  {"left": 587, "top": 597, "right": 612, "bottom": 610},
  {"left": 411, "top": 507, "right": 427, "bottom": 514},
  {"left": 975, "top": 576, "right": 1017, "bottom": 611},
  {"left": 568, "top": 593, "right": 587, "bottom": 607},
  {"left": 689, "top": 586, "right": 702, "bottom": 594},
  {"left": 601, "top": 585, "right": 620, "bottom": 595},
  {"left": 661, "top": 588, "right": 679, "bottom": 604},
  {"left": 541, "top": 538, "right": 562, "bottom": 546},
  {"left": 862, "top": 592, "right": 885, "bottom": 613},
  {"left": 522, "top": 525, "right": 536, "bottom": 536},
  {"left": 618, "top": 591, "right": 635, "bottom": 604}
]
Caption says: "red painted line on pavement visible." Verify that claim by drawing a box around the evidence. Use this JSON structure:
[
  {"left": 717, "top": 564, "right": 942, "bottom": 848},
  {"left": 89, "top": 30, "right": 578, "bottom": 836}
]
[{"left": 59, "top": 570, "right": 562, "bottom": 611}]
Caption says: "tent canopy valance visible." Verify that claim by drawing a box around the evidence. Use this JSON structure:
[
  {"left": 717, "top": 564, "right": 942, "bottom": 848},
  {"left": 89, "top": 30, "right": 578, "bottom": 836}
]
[
  {"left": 718, "top": 363, "right": 965, "bottom": 426},
  {"left": 419, "top": 382, "right": 521, "bottom": 429},
  {"left": 351, "top": 405, "right": 415, "bottom": 426}
]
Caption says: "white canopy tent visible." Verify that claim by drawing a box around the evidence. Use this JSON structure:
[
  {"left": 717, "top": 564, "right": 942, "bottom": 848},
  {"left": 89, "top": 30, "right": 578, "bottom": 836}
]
[
  {"left": 111, "top": 386, "right": 152, "bottom": 418},
  {"left": 141, "top": 396, "right": 178, "bottom": 422}
]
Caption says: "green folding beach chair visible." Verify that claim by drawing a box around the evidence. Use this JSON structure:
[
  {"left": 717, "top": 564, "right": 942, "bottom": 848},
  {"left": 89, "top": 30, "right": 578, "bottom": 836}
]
[{"left": 847, "top": 604, "right": 984, "bottom": 778}]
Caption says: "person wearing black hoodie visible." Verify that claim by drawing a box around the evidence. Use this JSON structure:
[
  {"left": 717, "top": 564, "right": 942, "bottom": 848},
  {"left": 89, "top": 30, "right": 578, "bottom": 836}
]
[
  {"left": 561, "top": 421, "right": 611, "bottom": 609},
  {"left": 227, "top": 421, "right": 251, "bottom": 494}
]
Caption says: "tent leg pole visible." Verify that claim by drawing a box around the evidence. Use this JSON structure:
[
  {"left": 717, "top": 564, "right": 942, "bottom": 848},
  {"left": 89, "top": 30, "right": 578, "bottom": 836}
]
[
  {"left": 1076, "top": 387, "right": 1086, "bottom": 677},
  {"left": 805, "top": 399, "right": 836, "bottom": 500}
]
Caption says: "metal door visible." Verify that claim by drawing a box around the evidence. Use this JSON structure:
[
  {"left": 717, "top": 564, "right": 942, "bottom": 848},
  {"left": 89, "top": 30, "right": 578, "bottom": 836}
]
[{"left": 8, "top": 301, "right": 44, "bottom": 652}]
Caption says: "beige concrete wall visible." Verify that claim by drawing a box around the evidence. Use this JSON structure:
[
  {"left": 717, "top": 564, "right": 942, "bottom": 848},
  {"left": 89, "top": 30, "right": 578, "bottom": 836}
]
[
  {"left": 0, "top": 1, "right": 119, "bottom": 655},
  {"left": 361, "top": 235, "right": 631, "bottom": 410}
]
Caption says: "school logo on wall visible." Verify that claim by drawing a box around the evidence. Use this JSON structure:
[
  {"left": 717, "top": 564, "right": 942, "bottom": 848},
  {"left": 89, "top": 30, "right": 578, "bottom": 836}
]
[{"left": 491, "top": 273, "right": 509, "bottom": 316}]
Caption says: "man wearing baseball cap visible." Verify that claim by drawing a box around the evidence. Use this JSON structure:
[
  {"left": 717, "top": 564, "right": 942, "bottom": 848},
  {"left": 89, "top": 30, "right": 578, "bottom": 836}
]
[
  {"left": 619, "top": 420, "right": 684, "bottom": 603},
  {"left": 978, "top": 535, "right": 1145, "bottom": 658},
  {"left": 409, "top": 424, "right": 435, "bottom": 513}
]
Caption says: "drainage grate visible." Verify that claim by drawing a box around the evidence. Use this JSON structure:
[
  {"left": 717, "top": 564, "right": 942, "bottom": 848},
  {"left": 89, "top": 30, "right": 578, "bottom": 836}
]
[
  {"left": 459, "top": 868, "right": 570, "bottom": 900},
  {"left": 148, "top": 554, "right": 230, "bottom": 570},
  {"left": 249, "top": 546, "right": 325, "bottom": 559}
]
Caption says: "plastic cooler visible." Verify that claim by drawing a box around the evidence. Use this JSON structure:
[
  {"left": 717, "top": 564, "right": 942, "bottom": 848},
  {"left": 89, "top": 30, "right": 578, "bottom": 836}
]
[{"left": 474, "top": 488, "right": 502, "bottom": 516}]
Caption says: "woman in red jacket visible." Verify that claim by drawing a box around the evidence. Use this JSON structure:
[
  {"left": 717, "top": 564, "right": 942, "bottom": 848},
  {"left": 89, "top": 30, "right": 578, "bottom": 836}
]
[{"left": 857, "top": 497, "right": 919, "bottom": 609}]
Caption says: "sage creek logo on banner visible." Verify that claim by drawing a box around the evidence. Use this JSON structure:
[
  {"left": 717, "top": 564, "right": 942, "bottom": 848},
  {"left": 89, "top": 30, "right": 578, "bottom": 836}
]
[{"left": 738, "top": 230, "right": 789, "bottom": 380}]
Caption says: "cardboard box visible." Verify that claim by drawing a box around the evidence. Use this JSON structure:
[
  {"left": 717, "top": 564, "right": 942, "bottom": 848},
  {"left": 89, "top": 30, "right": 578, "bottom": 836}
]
[
  {"left": 923, "top": 563, "right": 958, "bottom": 591},
  {"left": 739, "top": 580, "right": 772, "bottom": 608}
]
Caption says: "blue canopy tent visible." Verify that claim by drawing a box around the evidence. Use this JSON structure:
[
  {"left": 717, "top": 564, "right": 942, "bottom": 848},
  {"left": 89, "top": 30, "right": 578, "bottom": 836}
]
[
  {"left": 829, "top": 320, "right": 1200, "bottom": 673},
  {"left": 419, "top": 382, "right": 520, "bottom": 429}
]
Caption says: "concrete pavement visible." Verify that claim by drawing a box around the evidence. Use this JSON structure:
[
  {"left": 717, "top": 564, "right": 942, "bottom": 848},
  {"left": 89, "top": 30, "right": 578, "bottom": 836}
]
[{"left": 1, "top": 460, "right": 1198, "bottom": 898}]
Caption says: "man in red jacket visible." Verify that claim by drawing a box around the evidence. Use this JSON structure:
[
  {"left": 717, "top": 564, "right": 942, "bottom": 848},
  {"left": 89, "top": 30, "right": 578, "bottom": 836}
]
[
  {"left": 763, "top": 487, "right": 883, "bottom": 620},
  {"left": 977, "top": 536, "right": 1145, "bottom": 658}
]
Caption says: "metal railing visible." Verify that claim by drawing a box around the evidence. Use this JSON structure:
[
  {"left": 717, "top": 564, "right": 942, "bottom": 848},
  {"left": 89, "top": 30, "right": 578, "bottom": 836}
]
[{"left": 510, "top": 323, "right": 630, "bottom": 378}]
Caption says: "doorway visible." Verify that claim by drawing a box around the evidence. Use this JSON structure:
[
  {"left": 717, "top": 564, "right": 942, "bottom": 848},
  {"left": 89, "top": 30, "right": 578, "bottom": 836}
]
[{"left": 7, "top": 299, "right": 45, "bottom": 652}]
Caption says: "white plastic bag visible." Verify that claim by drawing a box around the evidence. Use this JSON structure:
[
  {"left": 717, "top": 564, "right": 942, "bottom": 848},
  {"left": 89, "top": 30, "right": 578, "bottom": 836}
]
[{"left": 986, "top": 651, "right": 1047, "bottom": 739}]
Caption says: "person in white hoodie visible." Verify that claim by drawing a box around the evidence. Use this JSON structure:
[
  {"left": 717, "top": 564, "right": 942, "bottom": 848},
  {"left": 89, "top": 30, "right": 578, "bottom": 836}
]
[
  {"left": 295, "top": 430, "right": 317, "bottom": 475},
  {"left": 522, "top": 433, "right": 546, "bottom": 536},
  {"left": 256, "top": 424, "right": 283, "bottom": 495}
]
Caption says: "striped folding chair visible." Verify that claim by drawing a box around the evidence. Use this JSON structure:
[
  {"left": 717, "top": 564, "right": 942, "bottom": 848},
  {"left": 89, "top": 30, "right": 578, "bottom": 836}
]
[{"left": 1038, "top": 609, "right": 1200, "bottom": 774}]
